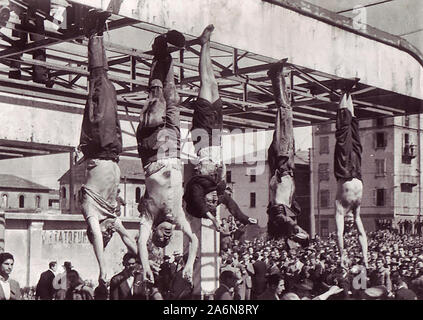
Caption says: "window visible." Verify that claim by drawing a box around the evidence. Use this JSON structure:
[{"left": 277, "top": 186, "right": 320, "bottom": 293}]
[
  {"left": 49, "top": 199, "right": 59, "bottom": 209},
  {"left": 375, "top": 117, "right": 385, "bottom": 127},
  {"left": 320, "top": 220, "right": 329, "bottom": 238},
  {"left": 374, "top": 132, "right": 387, "bottom": 148},
  {"left": 403, "top": 133, "right": 410, "bottom": 157},
  {"left": 374, "top": 188, "right": 386, "bottom": 207},
  {"left": 61, "top": 187, "right": 66, "bottom": 199},
  {"left": 319, "top": 189, "right": 330, "bottom": 208},
  {"left": 404, "top": 115, "right": 410, "bottom": 127},
  {"left": 226, "top": 171, "right": 232, "bottom": 183},
  {"left": 135, "top": 187, "right": 141, "bottom": 203},
  {"left": 375, "top": 159, "right": 386, "bottom": 177},
  {"left": 318, "top": 163, "right": 329, "bottom": 181},
  {"left": 250, "top": 192, "right": 256, "bottom": 208},
  {"left": 250, "top": 174, "right": 256, "bottom": 182},
  {"left": 319, "top": 136, "right": 329, "bottom": 154},
  {"left": 404, "top": 133, "right": 410, "bottom": 146},
  {"left": 19, "top": 195, "right": 25, "bottom": 208},
  {"left": 35, "top": 195, "right": 41, "bottom": 209},
  {"left": 401, "top": 183, "right": 414, "bottom": 193},
  {"left": 402, "top": 133, "right": 416, "bottom": 163},
  {"left": 1, "top": 194, "right": 7, "bottom": 209}
]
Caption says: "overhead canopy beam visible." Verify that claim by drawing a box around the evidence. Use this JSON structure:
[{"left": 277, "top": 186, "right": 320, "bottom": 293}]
[
  {"left": 74, "top": 0, "right": 422, "bottom": 100},
  {"left": 0, "top": 17, "right": 137, "bottom": 59}
]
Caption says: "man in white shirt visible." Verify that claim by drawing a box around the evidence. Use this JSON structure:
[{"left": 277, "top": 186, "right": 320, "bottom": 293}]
[{"left": 0, "top": 252, "right": 21, "bottom": 300}]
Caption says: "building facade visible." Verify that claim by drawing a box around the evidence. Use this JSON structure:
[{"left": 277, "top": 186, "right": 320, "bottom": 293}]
[
  {"left": 0, "top": 174, "right": 59, "bottom": 213},
  {"left": 312, "top": 114, "right": 423, "bottom": 237}
]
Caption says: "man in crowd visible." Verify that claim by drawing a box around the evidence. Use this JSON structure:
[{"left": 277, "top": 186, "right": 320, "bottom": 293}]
[
  {"left": 258, "top": 274, "right": 285, "bottom": 300},
  {"left": 183, "top": 24, "right": 257, "bottom": 231},
  {"left": 369, "top": 257, "right": 392, "bottom": 293},
  {"left": 52, "top": 261, "right": 73, "bottom": 300},
  {"left": 391, "top": 272, "right": 417, "bottom": 300},
  {"left": 78, "top": 10, "right": 137, "bottom": 288},
  {"left": 35, "top": 261, "right": 57, "bottom": 300},
  {"left": 214, "top": 270, "right": 238, "bottom": 300},
  {"left": 136, "top": 29, "right": 198, "bottom": 285},
  {"left": 333, "top": 86, "right": 368, "bottom": 268},
  {"left": 65, "top": 270, "right": 94, "bottom": 300},
  {"left": 110, "top": 253, "right": 145, "bottom": 300},
  {"left": 250, "top": 252, "right": 267, "bottom": 299},
  {"left": 266, "top": 60, "right": 309, "bottom": 242},
  {"left": 0, "top": 252, "right": 20, "bottom": 300},
  {"left": 157, "top": 255, "right": 175, "bottom": 299}
]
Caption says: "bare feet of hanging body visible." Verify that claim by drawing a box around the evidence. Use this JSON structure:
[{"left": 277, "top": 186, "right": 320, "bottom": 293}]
[{"left": 198, "top": 24, "right": 215, "bottom": 44}]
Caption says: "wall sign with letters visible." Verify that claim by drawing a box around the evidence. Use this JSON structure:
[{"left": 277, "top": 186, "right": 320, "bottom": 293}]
[{"left": 42, "top": 230, "right": 90, "bottom": 245}]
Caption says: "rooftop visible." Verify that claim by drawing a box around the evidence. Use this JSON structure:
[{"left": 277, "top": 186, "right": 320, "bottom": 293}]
[
  {"left": 58, "top": 157, "right": 145, "bottom": 183},
  {"left": 0, "top": 174, "right": 52, "bottom": 191}
]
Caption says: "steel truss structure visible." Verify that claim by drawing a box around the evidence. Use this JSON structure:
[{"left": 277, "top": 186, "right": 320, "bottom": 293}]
[{"left": 0, "top": 0, "right": 422, "bottom": 159}]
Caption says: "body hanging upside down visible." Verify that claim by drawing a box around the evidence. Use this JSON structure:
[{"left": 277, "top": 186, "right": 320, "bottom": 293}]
[
  {"left": 333, "top": 86, "right": 368, "bottom": 269},
  {"left": 183, "top": 24, "right": 257, "bottom": 232},
  {"left": 266, "top": 60, "right": 309, "bottom": 244},
  {"left": 78, "top": 10, "right": 137, "bottom": 291},
  {"left": 136, "top": 29, "right": 198, "bottom": 289}
]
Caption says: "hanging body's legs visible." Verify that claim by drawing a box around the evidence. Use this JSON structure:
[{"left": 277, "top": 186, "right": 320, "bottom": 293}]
[
  {"left": 192, "top": 24, "right": 224, "bottom": 181},
  {"left": 136, "top": 34, "right": 198, "bottom": 286},
  {"left": 267, "top": 61, "right": 308, "bottom": 242},
  {"left": 334, "top": 92, "right": 368, "bottom": 268},
  {"left": 79, "top": 12, "right": 137, "bottom": 286}
]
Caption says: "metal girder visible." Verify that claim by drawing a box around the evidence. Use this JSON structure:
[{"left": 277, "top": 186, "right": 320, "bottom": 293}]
[
  {"left": 0, "top": 146, "right": 50, "bottom": 156},
  {"left": 0, "top": 139, "right": 74, "bottom": 153},
  {"left": 0, "top": 0, "right": 419, "bottom": 147},
  {"left": 0, "top": 16, "right": 136, "bottom": 59}
]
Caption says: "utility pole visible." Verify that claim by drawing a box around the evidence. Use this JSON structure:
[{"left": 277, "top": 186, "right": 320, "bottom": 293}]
[
  {"left": 418, "top": 113, "right": 422, "bottom": 236},
  {"left": 69, "top": 149, "right": 75, "bottom": 214},
  {"left": 0, "top": 197, "right": 5, "bottom": 253},
  {"left": 124, "top": 176, "right": 127, "bottom": 217},
  {"left": 309, "top": 147, "right": 316, "bottom": 238}
]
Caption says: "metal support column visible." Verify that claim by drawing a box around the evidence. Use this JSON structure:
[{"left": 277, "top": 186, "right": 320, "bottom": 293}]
[
  {"left": 179, "top": 49, "right": 184, "bottom": 83},
  {"left": 232, "top": 48, "right": 238, "bottom": 75},
  {"left": 130, "top": 56, "right": 137, "bottom": 91},
  {"left": 69, "top": 149, "right": 75, "bottom": 214},
  {"left": 0, "top": 207, "right": 4, "bottom": 253}
]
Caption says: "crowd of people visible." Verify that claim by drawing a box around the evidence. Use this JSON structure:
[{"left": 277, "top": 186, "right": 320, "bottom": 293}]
[
  {"left": 2, "top": 223, "right": 423, "bottom": 300},
  {"left": 217, "top": 225, "right": 423, "bottom": 300}
]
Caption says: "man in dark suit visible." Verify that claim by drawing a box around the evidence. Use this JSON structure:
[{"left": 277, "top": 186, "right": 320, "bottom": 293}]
[
  {"left": 258, "top": 274, "right": 285, "bottom": 300},
  {"left": 250, "top": 253, "right": 267, "bottom": 299},
  {"left": 214, "top": 270, "right": 238, "bottom": 300},
  {"left": 110, "top": 253, "right": 146, "bottom": 300},
  {"left": 0, "top": 252, "right": 21, "bottom": 300},
  {"left": 35, "top": 261, "right": 57, "bottom": 300},
  {"left": 157, "top": 255, "right": 175, "bottom": 298}
]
